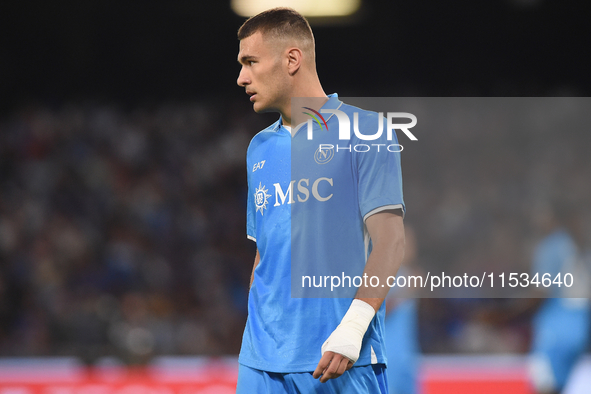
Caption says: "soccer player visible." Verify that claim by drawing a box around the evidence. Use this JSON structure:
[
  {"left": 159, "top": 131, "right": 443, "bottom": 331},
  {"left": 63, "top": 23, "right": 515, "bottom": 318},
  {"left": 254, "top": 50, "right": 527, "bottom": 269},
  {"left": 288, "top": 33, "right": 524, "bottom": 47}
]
[
  {"left": 235, "top": 8, "right": 406, "bottom": 393},
  {"left": 384, "top": 228, "right": 420, "bottom": 394},
  {"left": 527, "top": 205, "right": 590, "bottom": 394}
]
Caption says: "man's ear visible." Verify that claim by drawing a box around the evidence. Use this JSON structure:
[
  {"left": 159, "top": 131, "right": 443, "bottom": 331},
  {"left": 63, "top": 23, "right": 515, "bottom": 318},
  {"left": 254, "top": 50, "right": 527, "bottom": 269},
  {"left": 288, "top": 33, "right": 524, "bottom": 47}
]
[{"left": 286, "top": 47, "right": 303, "bottom": 75}]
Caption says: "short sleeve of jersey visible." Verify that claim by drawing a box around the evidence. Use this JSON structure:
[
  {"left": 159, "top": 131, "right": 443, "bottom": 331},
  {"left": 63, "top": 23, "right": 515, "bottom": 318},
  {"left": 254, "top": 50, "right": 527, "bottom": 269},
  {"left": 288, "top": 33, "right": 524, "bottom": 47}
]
[
  {"left": 246, "top": 153, "right": 256, "bottom": 241},
  {"left": 355, "top": 113, "right": 405, "bottom": 220}
]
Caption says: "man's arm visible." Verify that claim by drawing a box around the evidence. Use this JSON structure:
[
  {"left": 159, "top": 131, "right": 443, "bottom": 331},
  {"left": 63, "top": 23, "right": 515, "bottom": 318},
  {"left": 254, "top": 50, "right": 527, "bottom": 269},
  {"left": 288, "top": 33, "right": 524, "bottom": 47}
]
[
  {"left": 250, "top": 248, "right": 260, "bottom": 289},
  {"left": 313, "top": 209, "right": 405, "bottom": 383},
  {"left": 356, "top": 209, "right": 405, "bottom": 309}
]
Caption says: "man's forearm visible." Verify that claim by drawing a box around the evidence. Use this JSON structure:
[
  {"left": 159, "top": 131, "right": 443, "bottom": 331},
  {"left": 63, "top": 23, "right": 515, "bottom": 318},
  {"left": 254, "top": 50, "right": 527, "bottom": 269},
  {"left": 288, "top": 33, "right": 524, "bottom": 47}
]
[{"left": 315, "top": 209, "right": 405, "bottom": 381}]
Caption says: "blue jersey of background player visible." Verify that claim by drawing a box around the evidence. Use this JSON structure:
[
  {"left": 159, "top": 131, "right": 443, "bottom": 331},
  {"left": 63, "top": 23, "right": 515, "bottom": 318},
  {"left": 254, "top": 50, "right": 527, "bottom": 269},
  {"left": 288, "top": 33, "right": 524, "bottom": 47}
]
[
  {"left": 235, "top": 7, "right": 406, "bottom": 393},
  {"left": 528, "top": 204, "right": 590, "bottom": 394},
  {"left": 384, "top": 228, "right": 420, "bottom": 394}
]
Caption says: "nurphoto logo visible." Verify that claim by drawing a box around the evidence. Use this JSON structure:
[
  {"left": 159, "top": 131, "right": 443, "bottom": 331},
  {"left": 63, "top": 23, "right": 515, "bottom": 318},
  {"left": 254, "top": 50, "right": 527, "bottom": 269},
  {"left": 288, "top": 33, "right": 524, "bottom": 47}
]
[
  {"left": 295, "top": 107, "right": 417, "bottom": 153},
  {"left": 303, "top": 107, "right": 329, "bottom": 131}
]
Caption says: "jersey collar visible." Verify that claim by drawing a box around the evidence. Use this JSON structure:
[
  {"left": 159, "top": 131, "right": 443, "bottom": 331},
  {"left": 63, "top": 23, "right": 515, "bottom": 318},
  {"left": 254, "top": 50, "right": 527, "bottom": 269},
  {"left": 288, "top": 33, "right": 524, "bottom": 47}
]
[{"left": 319, "top": 93, "right": 342, "bottom": 124}]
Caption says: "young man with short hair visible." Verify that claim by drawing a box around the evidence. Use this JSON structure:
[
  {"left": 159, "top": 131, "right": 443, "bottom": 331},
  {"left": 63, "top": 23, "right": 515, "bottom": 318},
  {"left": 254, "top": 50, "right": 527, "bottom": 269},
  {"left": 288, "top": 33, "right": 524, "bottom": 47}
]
[{"left": 236, "top": 8, "right": 406, "bottom": 393}]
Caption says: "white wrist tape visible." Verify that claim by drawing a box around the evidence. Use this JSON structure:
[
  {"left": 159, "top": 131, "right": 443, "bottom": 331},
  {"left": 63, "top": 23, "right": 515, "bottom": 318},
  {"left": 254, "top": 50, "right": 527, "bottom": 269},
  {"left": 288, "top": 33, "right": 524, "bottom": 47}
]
[{"left": 321, "top": 299, "right": 376, "bottom": 363}]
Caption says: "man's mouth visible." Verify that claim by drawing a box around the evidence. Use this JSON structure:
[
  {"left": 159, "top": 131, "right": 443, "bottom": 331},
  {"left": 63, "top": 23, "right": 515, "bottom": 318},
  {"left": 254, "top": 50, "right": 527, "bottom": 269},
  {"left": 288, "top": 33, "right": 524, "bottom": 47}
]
[{"left": 247, "top": 91, "right": 257, "bottom": 102}]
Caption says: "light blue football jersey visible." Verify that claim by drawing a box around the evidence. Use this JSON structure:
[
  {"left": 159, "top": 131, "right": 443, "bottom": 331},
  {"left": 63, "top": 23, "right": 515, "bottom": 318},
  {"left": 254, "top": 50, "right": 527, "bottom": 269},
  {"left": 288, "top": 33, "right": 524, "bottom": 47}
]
[
  {"left": 531, "top": 229, "right": 590, "bottom": 389},
  {"left": 239, "top": 93, "right": 405, "bottom": 372}
]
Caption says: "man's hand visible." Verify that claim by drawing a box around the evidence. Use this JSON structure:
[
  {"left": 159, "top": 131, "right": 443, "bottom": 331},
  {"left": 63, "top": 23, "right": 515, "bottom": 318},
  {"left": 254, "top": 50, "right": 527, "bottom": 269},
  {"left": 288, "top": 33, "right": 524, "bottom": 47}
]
[
  {"left": 312, "top": 299, "right": 376, "bottom": 383},
  {"left": 312, "top": 351, "right": 353, "bottom": 383}
]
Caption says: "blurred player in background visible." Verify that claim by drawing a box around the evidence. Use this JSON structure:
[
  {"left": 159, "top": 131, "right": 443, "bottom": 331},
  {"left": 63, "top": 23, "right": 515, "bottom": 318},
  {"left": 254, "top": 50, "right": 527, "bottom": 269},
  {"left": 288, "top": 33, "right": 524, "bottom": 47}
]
[
  {"left": 235, "top": 7, "right": 405, "bottom": 393},
  {"left": 384, "top": 227, "right": 421, "bottom": 394},
  {"left": 527, "top": 203, "right": 590, "bottom": 394}
]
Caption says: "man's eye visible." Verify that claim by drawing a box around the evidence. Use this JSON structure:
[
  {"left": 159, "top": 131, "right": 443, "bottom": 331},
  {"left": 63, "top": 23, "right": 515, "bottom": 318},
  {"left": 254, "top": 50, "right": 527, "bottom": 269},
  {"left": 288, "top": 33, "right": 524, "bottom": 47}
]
[{"left": 249, "top": 61, "right": 255, "bottom": 65}]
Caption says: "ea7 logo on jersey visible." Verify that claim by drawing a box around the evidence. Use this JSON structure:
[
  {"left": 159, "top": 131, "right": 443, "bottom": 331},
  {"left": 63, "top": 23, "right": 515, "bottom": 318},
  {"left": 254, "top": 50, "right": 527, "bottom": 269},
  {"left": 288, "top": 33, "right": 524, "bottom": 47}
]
[
  {"left": 253, "top": 160, "right": 266, "bottom": 172},
  {"left": 254, "top": 182, "right": 271, "bottom": 215}
]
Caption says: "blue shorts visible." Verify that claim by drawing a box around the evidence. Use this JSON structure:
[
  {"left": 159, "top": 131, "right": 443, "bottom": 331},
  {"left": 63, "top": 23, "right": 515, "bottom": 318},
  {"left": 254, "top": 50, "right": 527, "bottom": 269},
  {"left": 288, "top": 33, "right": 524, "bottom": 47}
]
[{"left": 236, "top": 363, "right": 388, "bottom": 394}]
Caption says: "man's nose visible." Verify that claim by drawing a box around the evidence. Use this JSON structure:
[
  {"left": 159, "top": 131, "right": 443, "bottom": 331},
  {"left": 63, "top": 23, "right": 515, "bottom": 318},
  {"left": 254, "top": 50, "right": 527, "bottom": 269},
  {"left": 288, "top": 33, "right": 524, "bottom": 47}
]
[{"left": 237, "top": 67, "right": 250, "bottom": 87}]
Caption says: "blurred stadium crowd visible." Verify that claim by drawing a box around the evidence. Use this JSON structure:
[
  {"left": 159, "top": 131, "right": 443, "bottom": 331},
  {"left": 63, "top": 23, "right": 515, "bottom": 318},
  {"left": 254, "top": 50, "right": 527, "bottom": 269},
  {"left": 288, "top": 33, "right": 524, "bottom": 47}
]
[
  {"left": 0, "top": 98, "right": 590, "bottom": 363},
  {"left": 0, "top": 102, "right": 261, "bottom": 362}
]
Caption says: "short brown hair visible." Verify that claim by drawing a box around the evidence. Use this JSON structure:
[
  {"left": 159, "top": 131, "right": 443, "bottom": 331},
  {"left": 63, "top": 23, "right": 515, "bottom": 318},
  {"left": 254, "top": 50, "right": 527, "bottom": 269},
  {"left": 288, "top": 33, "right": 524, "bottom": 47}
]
[{"left": 237, "top": 8, "right": 315, "bottom": 55}]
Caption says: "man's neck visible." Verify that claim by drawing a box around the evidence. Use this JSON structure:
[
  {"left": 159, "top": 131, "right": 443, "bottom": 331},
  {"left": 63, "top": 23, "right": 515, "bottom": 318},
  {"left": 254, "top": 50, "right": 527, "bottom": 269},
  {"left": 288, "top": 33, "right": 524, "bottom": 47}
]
[{"left": 281, "top": 78, "right": 327, "bottom": 127}]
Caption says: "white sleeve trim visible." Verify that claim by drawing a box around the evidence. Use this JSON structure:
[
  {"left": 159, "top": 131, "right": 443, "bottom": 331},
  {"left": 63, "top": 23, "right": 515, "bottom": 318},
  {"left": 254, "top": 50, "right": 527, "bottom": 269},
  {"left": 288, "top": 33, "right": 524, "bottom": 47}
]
[
  {"left": 370, "top": 345, "right": 378, "bottom": 364},
  {"left": 247, "top": 235, "right": 256, "bottom": 242},
  {"left": 363, "top": 204, "right": 404, "bottom": 222}
]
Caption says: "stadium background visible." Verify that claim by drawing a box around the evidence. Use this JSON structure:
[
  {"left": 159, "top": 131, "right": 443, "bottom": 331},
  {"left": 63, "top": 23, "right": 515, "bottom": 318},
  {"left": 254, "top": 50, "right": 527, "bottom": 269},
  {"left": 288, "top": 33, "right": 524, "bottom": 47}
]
[{"left": 1, "top": 1, "right": 590, "bottom": 393}]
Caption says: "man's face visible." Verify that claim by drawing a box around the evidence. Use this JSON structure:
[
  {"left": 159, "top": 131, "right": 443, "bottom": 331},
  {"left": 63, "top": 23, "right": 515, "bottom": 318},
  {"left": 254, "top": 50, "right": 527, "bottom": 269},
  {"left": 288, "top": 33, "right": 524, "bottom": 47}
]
[{"left": 237, "top": 32, "right": 288, "bottom": 113}]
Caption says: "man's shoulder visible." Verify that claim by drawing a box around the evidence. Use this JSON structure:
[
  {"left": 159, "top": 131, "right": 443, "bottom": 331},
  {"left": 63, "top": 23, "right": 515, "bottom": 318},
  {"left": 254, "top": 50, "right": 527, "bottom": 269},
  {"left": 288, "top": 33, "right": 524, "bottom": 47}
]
[
  {"left": 246, "top": 119, "right": 282, "bottom": 158},
  {"left": 246, "top": 120, "right": 281, "bottom": 163},
  {"left": 337, "top": 101, "right": 378, "bottom": 116},
  {"left": 540, "top": 229, "right": 577, "bottom": 253},
  {"left": 335, "top": 102, "right": 387, "bottom": 134}
]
